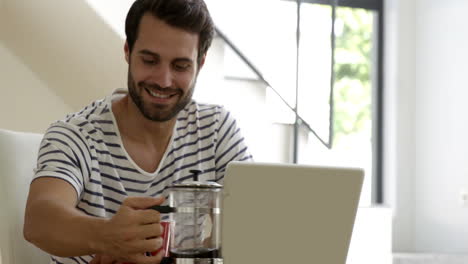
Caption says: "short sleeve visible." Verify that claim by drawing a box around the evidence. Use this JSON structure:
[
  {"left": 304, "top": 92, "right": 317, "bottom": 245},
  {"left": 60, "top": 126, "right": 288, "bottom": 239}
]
[{"left": 33, "top": 123, "right": 91, "bottom": 199}]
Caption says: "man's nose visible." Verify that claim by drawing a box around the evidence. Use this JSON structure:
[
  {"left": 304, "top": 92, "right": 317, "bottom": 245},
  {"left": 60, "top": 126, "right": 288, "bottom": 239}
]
[{"left": 153, "top": 65, "right": 173, "bottom": 88}]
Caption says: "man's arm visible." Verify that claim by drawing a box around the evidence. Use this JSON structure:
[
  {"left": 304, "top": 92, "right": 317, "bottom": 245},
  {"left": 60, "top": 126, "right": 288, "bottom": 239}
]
[
  {"left": 24, "top": 177, "right": 103, "bottom": 257},
  {"left": 24, "top": 177, "right": 166, "bottom": 264}
]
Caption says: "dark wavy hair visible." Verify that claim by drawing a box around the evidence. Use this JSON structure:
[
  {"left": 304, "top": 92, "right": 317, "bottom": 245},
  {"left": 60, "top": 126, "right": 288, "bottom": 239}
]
[{"left": 125, "top": 0, "right": 215, "bottom": 65}]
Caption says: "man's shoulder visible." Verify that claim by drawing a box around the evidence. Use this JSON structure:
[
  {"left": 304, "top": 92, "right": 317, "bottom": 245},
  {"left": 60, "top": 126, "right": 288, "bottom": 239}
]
[
  {"left": 178, "top": 101, "right": 227, "bottom": 121},
  {"left": 65, "top": 97, "right": 110, "bottom": 123},
  {"left": 45, "top": 97, "right": 114, "bottom": 137},
  {"left": 173, "top": 101, "right": 229, "bottom": 138}
]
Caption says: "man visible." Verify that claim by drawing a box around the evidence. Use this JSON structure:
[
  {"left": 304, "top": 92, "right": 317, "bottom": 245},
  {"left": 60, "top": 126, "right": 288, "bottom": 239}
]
[{"left": 23, "top": 0, "right": 252, "bottom": 263}]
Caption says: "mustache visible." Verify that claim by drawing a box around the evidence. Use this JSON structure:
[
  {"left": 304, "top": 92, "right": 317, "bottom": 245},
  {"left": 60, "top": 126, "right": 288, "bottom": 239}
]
[{"left": 138, "top": 82, "right": 183, "bottom": 94}]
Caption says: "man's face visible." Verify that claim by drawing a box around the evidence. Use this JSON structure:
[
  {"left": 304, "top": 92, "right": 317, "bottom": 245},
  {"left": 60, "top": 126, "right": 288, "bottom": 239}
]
[{"left": 125, "top": 14, "right": 203, "bottom": 122}]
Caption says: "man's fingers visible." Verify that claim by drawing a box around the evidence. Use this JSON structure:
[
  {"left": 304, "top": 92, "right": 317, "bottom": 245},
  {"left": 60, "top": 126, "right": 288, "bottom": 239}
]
[
  {"left": 135, "top": 209, "right": 161, "bottom": 225},
  {"left": 123, "top": 196, "right": 165, "bottom": 210},
  {"left": 135, "top": 222, "right": 164, "bottom": 239},
  {"left": 126, "top": 237, "right": 164, "bottom": 254}
]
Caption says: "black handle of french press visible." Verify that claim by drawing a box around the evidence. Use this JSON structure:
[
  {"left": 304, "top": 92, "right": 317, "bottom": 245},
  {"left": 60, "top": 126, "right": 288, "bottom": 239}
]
[
  {"left": 151, "top": 170, "right": 201, "bottom": 214},
  {"left": 189, "top": 169, "right": 201, "bottom": 181},
  {"left": 150, "top": 205, "right": 176, "bottom": 214}
]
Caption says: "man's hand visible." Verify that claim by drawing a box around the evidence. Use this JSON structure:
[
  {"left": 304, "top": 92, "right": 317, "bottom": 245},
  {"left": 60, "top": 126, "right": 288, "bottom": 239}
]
[{"left": 92, "top": 196, "right": 166, "bottom": 264}]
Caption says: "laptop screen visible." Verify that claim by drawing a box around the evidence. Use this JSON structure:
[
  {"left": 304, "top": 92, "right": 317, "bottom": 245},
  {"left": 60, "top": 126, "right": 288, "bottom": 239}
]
[{"left": 221, "top": 161, "right": 363, "bottom": 264}]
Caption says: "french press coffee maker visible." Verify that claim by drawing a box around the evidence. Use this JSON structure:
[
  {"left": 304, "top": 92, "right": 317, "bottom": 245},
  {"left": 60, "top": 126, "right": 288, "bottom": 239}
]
[{"left": 153, "top": 173, "right": 223, "bottom": 264}]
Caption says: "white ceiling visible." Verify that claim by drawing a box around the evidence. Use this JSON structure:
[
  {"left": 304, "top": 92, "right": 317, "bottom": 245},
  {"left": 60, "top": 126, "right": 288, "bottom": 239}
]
[{"left": 2, "top": 0, "right": 127, "bottom": 110}]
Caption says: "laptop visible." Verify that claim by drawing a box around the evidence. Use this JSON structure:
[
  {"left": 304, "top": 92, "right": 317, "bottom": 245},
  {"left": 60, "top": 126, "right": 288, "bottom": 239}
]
[{"left": 221, "top": 161, "right": 364, "bottom": 264}]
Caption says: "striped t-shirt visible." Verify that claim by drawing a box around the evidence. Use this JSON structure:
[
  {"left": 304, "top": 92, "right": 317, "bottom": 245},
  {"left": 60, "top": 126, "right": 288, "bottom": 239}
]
[{"left": 33, "top": 89, "right": 253, "bottom": 264}]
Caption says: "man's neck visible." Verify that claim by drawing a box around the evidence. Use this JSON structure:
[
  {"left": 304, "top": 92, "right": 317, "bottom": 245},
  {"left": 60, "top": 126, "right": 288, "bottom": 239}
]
[{"left": 112, "top": 95, "right": 176, "bottom": 150}]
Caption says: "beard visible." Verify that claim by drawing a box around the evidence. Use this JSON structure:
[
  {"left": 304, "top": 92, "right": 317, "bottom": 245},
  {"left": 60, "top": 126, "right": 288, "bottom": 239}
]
[{"left": 127, "top": 69, "right": 196, "bottom": 122}]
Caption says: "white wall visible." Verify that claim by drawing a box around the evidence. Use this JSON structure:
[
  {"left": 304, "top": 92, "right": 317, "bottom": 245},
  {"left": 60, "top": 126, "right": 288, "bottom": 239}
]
[
  {"left": 412, "top": 0, "right": 468, "bottom": 253},
  {"left": 387, "top": 0, "right": 468, "bottom": 253},
  {"left": 1, "top": 0, "right": 127, "bottom": 111},
  {"left": 0, "top": 6, "right": 73, "bottom": 133},
  {"left": 384, "top": 0, "right": 417, "bottom": 252},
  {"left": 0, "top": 0, "right": 128, "bottom": 133},
  {"left": 0, "top": 41, "right": 73, "bottom": 133}
]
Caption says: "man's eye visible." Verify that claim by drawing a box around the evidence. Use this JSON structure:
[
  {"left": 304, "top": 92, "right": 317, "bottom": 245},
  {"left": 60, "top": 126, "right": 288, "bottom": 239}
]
[
  {"left": 174, "top": 64, "right": 190, "bottom": 71},
  {"left": 142, "top": 58, "right": 156, "bottom": 65}
]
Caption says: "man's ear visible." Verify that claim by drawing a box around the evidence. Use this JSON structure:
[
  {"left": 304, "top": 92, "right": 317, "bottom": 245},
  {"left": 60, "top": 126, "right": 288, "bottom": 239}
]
[
  {"left": 198, "top": 53, "right": 207, "bottom": 71},
  {"left": 124, "top": 41, "right": 130, "bottom": 63}
]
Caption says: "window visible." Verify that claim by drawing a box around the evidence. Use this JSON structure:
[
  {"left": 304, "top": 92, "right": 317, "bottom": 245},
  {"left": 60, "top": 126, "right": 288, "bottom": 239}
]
[{"left": 197, "top": 0, "right": 384, "bottom": 206}]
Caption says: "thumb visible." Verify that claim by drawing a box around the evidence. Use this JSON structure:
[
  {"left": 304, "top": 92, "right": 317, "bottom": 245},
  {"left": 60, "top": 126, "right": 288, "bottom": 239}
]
[{"left": 122, "top": 196, "right": 165, "bottom": 209}]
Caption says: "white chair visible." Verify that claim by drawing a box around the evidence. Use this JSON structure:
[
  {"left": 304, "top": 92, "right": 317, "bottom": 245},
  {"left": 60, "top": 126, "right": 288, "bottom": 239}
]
[{"left": 0, "top": 129, "right": 50, "bottom": 264}]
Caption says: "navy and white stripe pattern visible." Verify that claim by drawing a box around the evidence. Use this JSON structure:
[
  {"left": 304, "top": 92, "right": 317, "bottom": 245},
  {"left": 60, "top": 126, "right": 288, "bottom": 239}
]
[{"left": 33, "top": 90, "right": 253, "bottom": 264}]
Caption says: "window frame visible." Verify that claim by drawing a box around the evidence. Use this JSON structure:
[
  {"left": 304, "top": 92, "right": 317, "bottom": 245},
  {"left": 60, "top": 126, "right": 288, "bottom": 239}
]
[
  {"left": 216, "top": 0, "right": 385, "bottom": 204},
  {"left": 291, "top": 0, "right": 385, "bottom": 204}
]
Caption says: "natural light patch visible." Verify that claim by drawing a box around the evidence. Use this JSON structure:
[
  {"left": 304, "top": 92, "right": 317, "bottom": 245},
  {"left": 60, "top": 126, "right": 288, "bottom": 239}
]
[
  {"left": 84, "top": 0, "right": 134, "bottom": 38},
  {"left": 206, "top": 0, "right": 298, "bottom": 109}
]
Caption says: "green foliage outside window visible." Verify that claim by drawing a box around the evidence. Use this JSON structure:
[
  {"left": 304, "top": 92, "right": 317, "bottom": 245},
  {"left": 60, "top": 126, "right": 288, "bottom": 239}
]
[{"left": 333, "top": 8, "right": 373, "bottom": 147}]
